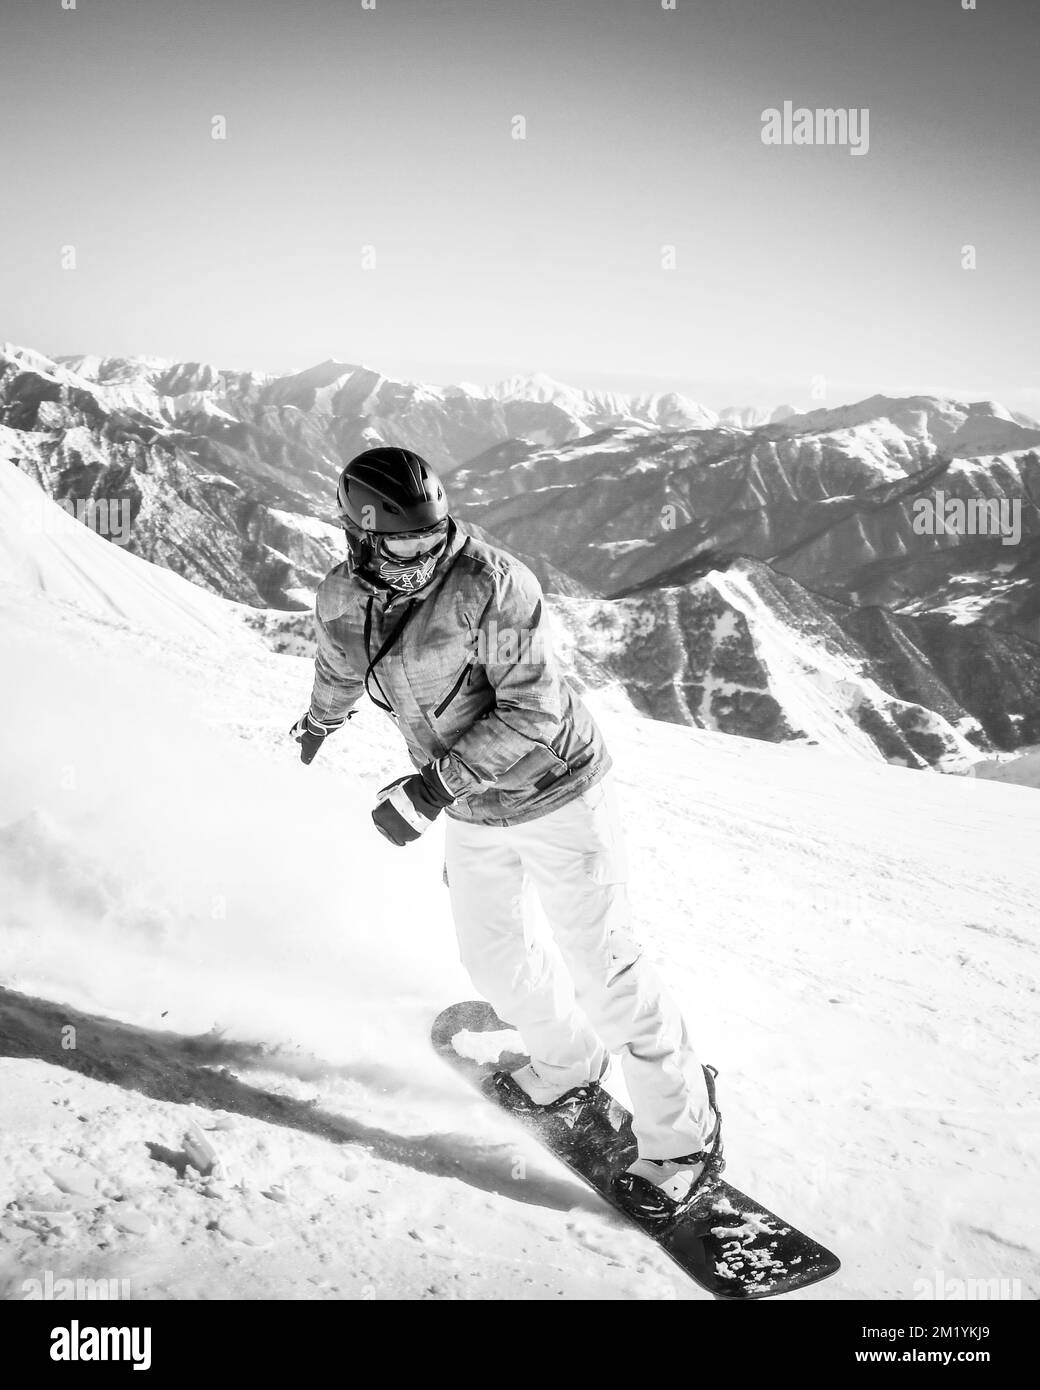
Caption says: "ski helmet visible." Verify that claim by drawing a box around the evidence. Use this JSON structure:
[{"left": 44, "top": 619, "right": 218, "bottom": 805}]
[{"left": 335, "top": 447, "right": 451, "bottom": 593}]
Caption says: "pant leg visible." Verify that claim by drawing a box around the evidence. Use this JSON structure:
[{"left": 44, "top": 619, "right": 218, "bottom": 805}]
[
  {"left": 515, "top": 774, "right": 712, "bottom": 1159},
  {"left": 443, "top": 812, "right": 606, "bottom": 1090}
]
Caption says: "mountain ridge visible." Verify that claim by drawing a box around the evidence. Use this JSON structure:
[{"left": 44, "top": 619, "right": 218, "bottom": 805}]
[{"left": 5, "top": 339, "right": 1038, "bottom": 765}]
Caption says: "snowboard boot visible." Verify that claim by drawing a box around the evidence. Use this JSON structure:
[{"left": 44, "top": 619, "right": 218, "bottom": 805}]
[
  {"left": 611, "top": 1064, "right": 724, "bottom": 1227},
  {"left": 484, "top": 1058, "right": 610, "bottom": 1133}
]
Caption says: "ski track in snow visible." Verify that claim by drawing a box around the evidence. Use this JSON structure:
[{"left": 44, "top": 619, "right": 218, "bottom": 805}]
[{"left": 1, "top": 462, "right": 1039, "bottom": 1300}]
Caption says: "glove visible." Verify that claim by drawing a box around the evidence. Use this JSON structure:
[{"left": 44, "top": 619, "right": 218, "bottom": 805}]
[
  {"left": 290, "top": 711, "right": 345, "bottom": 765},
  {"left": 372, "top": 763, "right": 455, "bottom": 846}
]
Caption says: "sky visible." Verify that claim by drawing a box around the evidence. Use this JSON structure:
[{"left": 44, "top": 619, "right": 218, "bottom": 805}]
[{"left": 1, "top": 0, "right": 1037, "bottom": 415}]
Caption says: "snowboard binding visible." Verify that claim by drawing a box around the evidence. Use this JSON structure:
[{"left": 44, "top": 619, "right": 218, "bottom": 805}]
[
  {"left": 484, "top": 1069, "right": 609, "bottom": 1134},
  {"left": 611, "top": 1064, "right": 725, "bottom": 1230}
]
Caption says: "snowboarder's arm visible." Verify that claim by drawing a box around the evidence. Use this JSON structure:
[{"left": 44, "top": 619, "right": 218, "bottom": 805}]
[
  {"left": 309, "top": 609, "right": 364, "bottom": 728},
  {"left": 433, "top": 564, "right": 566, "bottom": 798}
]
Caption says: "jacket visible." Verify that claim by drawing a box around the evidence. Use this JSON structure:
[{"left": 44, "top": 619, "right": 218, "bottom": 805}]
[{"left": 308, "top": 519, "right": 611, "bottom": 826}]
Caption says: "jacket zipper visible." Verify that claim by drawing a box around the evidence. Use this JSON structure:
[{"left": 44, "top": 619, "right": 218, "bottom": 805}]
[{"left": 433, "top": 663, "right": 472, "bottom": 718}]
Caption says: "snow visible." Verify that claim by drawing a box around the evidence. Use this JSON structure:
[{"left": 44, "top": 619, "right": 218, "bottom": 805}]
[
  {"left": 265, "top": 509, "right": 343, "bottom": 545},
  {"left": 1, "top": 347, "right": 169, "bottom": 419},
  {"left": 710, "top": 566, "right": 982, "bottom": 768},
  {"left": 167, "top": 393, "right": 238, "bottom": 423},
  {"left": 282, "top": 586, "right": 320, "bottom": 609},
  {"left": 691, "top": 608, "right": 743, "bottom": 727},
  {"left": 938, "top": 594, "right": 996, "bottom": 626},
  {"left": 0, "top": 456, "right": 251, "bottom": 647},
  {"left": 972, "top": 745, "right": 1040, "bottom": 789},
  {"left": 310, "top": 376, "right": 354, "bottom": 416},
  {"left": 1, "top": 474, "right": 1038, "bottom": 1300},
  {"left": 487, "top": 372, "right": 590, "bottom": 411},
  {"left": 2, "top": 343, "right": 67, "bottom": 379},
  {"left": 44, "top": 424, "right": 109, "bottom": 467},
  {"left": 484, "top": 374, "right": 717, "bottom": 430},
  {"left": 588, "top": 538, "right": 655, "bottom": 555}
]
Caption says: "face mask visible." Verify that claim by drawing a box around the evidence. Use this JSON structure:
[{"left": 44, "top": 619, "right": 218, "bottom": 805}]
[
  {"left": 339, "top": 518, "right": 449, "bottom": 591},
  {"left": 371, "top": 534, "right": 447, "bottom": 592}
]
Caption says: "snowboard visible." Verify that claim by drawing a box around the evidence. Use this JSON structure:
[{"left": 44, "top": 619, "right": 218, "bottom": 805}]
[{"left": 432, "top": 1001, "right": 841, "bottom": 1300}]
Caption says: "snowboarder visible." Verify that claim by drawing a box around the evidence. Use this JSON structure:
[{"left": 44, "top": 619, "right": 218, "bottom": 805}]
[{"left": 291, "top": 446, "right": 722, "bottom": 1222}]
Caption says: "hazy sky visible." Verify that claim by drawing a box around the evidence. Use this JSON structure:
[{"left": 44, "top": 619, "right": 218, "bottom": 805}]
[{"left": 1, "top": 0, "right": 1037, "bottom": 413}]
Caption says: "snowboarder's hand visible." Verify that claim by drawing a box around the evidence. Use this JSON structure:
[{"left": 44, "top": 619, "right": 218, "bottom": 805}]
[
  {"left": 372, "top": 764, "right": 455, "bottom": 846},
  {"left": 290, "top": 711, "right": 344, "bottom": 765}
]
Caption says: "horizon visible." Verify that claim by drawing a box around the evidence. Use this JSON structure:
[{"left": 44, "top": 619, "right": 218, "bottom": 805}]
[
  {"left": 2, "top": 0, "right": 1037, "bottom": 417},
  {"left": 10, "top": 336, "right": 1038, "bottom": 424}
]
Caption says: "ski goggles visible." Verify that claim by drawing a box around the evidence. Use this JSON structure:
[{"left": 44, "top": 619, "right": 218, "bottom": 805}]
[{"left": 374, "top": 519, "right": 449, "bottom": 559}]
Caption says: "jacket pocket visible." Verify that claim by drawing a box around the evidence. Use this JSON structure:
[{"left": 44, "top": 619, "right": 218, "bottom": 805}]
[
  {"left": 433, "top": 663, "right": 473, "bottom": 718},
  {"left": 496, "top": 740, "right": 570, "bottom": 792}
]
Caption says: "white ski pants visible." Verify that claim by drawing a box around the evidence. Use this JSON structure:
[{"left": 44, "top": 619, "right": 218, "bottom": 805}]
[{"left": 443, "top": 773, "right": 712, "bottom": 1159}]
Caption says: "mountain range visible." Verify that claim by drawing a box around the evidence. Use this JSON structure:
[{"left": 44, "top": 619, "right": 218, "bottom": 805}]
[{"left": 3, "top": 340, "right": 1038, "bottom": 769}]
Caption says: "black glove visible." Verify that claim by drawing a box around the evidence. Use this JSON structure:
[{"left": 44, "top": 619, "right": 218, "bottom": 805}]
[
  {"left": 372, "top": 764, "right": 455, "bottom": 846},
  {"left": 290, "top": 711, "right": 345, "bottom": 765}
]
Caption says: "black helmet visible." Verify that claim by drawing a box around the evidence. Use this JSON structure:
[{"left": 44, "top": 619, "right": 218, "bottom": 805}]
[
  {"left": 335, "top": 447, "right": 451, "bottom": 593},
  {"left": 336, "top": 447, "right": 448, "bottom": 534}
]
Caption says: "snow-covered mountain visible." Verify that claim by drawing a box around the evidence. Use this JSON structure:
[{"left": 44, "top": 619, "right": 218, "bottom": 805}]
[
  {"left": 3, "top": 340, "right": 1039, "bottom": 761},
  {"left": 485, "top": 371, "right": 718, "bottom": 431},
  {"left": 450, "top": 408, "right": 1040, "bottom": 603},
  {"left": 718, "top": 403, "right": 798, "bottom": 428},
  {"left": 448, "top": 412, "right": 1040, "bottom": 752},
  {"left": 549, "top": 560, "right": 988, "bottom": 770},
  {"left": 772, "top": 393, "right": 1040, "bottom": 457},
  {"left": 1, "top": 463, "right": 1037, "bottom": 1300},
  {"left": 0, "top": 344, "right": 717, "bottom": 608}
]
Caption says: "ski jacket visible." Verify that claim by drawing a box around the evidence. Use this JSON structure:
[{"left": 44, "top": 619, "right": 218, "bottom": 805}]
[{"left": 308, "top": 519, "right": 611, "bottom": 826}]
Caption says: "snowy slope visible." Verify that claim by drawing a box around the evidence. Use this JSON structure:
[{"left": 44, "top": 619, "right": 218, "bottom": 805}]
[
  {"left": 0, "top": 452, "right": 253, "bottom": 647},
  {"left": 972, "top": 744, "right": 1040, "bottom": 789},
  {"left": 1, "top": 487, "right": 1038, "bottom": 1301}
]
